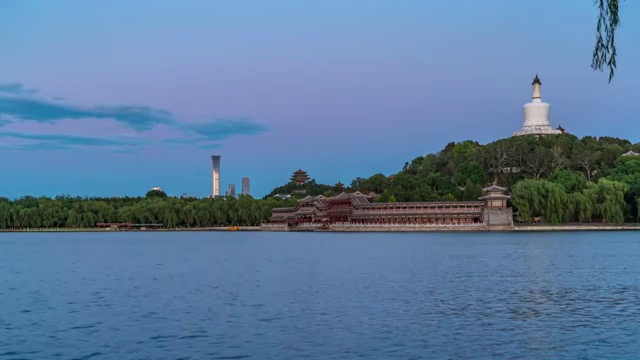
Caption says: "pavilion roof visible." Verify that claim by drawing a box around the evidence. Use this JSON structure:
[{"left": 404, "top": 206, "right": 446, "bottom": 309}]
[
  {"left": 327, "top": 192, "right": 371, "bottom": 205},
  {"left": 482, "top": 184, "right": 507, "bottom": 193},
  {"left": 298, "top": 196, "right": 315, "bottom": 203},
  {"left": 272, "top": 207, "right": 297, "bottom": 212}
]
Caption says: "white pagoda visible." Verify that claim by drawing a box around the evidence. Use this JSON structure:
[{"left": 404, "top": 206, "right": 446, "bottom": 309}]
[{"left": 513, "top": 74, "right": 562, "bottom": 137}]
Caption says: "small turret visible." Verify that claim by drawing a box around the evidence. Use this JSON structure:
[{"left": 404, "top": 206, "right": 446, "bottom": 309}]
[{"left": 532, "top": 74, "right": 542, "bottom": 101}]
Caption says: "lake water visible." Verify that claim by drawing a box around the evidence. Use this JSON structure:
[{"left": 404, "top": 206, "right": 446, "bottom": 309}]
[{"left": 1, "top": 231, "right": 639, "bottom": 359}]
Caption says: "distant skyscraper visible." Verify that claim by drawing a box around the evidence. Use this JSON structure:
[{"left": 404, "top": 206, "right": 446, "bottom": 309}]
[
  {"left": 211, "top": 155, "right": 221, "bottom": 197},
  {"left": 226, "top": 183, "right": 236, "bottom": 197},
  {"left": 242, "top": 177, "right": 250, "bottom": 196}
]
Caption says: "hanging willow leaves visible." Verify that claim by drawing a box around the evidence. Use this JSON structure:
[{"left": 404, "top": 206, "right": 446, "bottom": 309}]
[{"left": 592, "top": 0, "right": 622, "bottom": 82}]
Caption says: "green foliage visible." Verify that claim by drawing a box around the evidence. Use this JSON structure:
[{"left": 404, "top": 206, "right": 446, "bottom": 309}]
[
  {"left": 512, "top": 180, "right": 567, "bottom": 224},
  {"left": 462, "top": 180, "right": 483, "bottom": 201},
  {"left": 0, "top": 195, "right": 297, "bottom": 229},
  {"left": 354, "top": 174, "right": 391, "bottom": 195},
  {"left": 145, "top": 189, "right": 168, "bottom": 198},
  {"left": 452, "top": 161, "right": 487, "bottom": 187},
  {"left": 548, "top": 169, "right": 588, "bottom": 193},
  {"left": 375, "top": 189, "right": 396, "bottom": 203},
  {"left": 265, "top": 179, "right": 334, "bottom": 199},
  {"left": 592, "top": 0, "right": 621, "bottom": 82},
  {"left": 586, "top": 179, "right": 629, "bottom": 223},
  {"left": 607, "top": 157, "right": 640, "bottom": 221}
]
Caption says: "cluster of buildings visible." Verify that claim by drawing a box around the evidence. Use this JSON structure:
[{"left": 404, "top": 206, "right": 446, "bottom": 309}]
[
  {"left": 263, "top": 185, "right": 513, "bottom": 231},
  {"left": 210, "top": 155, "right": 251, "bottom": 198},
  {"left": 263, "top": 74, "right": 571, "bottom": 231}
]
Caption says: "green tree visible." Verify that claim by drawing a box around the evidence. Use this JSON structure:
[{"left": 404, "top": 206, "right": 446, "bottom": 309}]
[
  {"left": 585, "top": 179, "right": 628, "bottom": 223},
  {"left": 512, "top": 179, "right": 566, "bottom": 224},
  {"left": 146, "top": 189, "right": 168, "bottom": 198},
  {"left": 375, "top": 189, "right": 396, "bottom": 203},
  {"left": 548, "top": 169, "right": 588, "bottom": 193},
  {"left": 452, "top": 161, "right": 487, "bottom": 187},
  {"left": 462, "top": 180, "right": 483, "bottom": 201},
  {"left": 607, "top": 156, "right": 640, "bottom": 221}
]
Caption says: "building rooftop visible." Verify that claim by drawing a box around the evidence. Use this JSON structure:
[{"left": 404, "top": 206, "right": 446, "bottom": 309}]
[
  {"left": 622, "top": 150, "right": 640, "bottom": 157},
  {"left": 482, "top": 184, "right": 507, "bottom": 193}
]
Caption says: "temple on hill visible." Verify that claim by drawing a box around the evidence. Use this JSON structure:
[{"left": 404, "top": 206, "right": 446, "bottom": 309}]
[
  {"left": 263, "top": 185, "right": 514, "bottom": 231},
  {"left": 290, "top": 169, "right": 310, "bottom": 185},
  {"left": 513, "top": 75, "right": 563, "bottom": 137}
]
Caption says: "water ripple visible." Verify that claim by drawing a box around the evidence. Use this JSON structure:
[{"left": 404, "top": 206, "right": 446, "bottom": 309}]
[{"left": 1, "top": 231, "right": 640, "bottom": 359}]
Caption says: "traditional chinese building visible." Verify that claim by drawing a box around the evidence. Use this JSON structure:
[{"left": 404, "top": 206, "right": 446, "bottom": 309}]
[
  {"left": 290, "top": 169, "right": 310, "bottom": 185},
  {"left": 264, "top": 185, "right": 513, "bottom": 230}
]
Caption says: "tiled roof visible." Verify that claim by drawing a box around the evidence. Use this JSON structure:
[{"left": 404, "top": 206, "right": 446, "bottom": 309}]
[
  {"left": 622, "top": 150, "right": 640, "bottom": 157},
  {"left": 482, "top": 184, "right": 507, "bottom": 193},
  {"left": 334, "top": 192, "right": 352, "bottom": 200}
]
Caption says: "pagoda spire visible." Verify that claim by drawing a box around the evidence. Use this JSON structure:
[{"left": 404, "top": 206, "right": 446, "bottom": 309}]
[{"left": 532, "top": 74, "right": 542, "bottom": 101}]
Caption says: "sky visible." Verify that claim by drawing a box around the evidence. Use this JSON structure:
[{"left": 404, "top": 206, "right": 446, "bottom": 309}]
[{"left": 0, "top": 0, "right": 639, "bottom": 199}]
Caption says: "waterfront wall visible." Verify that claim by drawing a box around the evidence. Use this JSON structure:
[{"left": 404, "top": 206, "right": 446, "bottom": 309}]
[
  {"left": 260, "top": 223, "right": 290, "bottom": 231},
  {"left": 325, "top": 224, "right": 515, "bottom": 232},
  {"left": 482, "top": 208, "right": 514, "bottom": 226},
  {"left": 514, "top": 224, "right": 640, "bottom": 231},
  {"left": 259, "top": 223, "right": 640, "bottom": 232}
]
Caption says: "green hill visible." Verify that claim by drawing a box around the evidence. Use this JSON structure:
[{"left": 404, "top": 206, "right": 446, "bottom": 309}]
[{"left": 268, "top": 134, "right": 640, "bottom": 224}]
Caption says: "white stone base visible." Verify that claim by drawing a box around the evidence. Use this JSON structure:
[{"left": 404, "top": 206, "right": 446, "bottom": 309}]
[{"left": 513, "top": 127, "right": 561, "bottom": 137}]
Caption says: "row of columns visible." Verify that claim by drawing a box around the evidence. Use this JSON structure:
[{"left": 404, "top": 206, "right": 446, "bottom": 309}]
[{"left": 350, "top": 217, "right": 481, "bottom": 225}]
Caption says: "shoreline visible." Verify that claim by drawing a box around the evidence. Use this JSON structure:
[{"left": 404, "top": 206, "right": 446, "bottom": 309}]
[
  {"left": 1, "top": 224, "right": 640, "bottom": 233},
  {"left": 306, "top": 225, "right": 640, "bottom": 232},
  {"left": 0, "top": 226, "right": 263, "bottom": 233}
]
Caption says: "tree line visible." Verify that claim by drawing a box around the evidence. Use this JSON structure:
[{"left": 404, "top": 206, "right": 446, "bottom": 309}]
[{"left": 0, "top": 192, "right": 297, "bottom": 229}]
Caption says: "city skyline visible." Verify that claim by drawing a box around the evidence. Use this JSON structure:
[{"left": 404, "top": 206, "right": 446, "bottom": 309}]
[{"left": 0, "top": 0, "right": 639, "bottom": 198}]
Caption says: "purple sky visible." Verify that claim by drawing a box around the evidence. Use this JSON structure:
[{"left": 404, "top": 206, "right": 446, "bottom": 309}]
[{"left": 0, "top": 0, "right": 639, "bottom": 198}]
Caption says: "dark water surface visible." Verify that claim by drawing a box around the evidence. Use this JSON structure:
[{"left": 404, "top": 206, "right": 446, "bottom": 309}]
[{"left": 1, "top": 231, "right": 640, "bottom": 359}]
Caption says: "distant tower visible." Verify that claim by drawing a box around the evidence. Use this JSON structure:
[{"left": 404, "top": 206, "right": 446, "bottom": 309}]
[
  {"left": 513, "top": 74, "right": 562, "bottom": 136},
  {"left": 290, "top": 169, "right": 310, "bottom": 185},
  {"left": 226, "top": 183, "right": 236, "bottom": 197},
  {"left": 211, "top": 155, "right": 221, "bottom": 197},
  {"left": 242, "top": 177, "right": 251, "bottom": 196}
]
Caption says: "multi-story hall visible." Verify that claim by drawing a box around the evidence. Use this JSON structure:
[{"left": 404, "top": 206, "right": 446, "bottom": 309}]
[{"left": 262, "top": 185, "right": 514, "bottom": 231}]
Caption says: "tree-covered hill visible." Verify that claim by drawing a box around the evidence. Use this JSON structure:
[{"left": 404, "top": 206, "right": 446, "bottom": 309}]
[{"left": 268, "top": 135, "right": 640, "bottom": 223}]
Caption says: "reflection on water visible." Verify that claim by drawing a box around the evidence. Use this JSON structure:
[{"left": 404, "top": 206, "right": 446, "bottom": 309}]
[{"left": 1, "top": 231, "right": 639, "bottom": 359}]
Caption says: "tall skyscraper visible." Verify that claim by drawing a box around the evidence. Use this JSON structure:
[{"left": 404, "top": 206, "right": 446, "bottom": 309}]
[
  {"left": 226, "top": 183, "right": 236, "bottom": 197},
  {"left": 211, "top": 155, "right": 221, "bottom": 197},
  {"left": 242, "top": 177, "right": 250, "bottom": 196}
]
